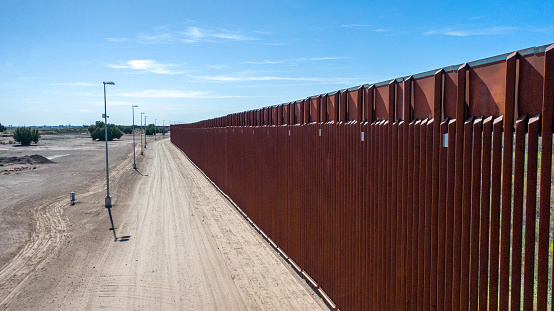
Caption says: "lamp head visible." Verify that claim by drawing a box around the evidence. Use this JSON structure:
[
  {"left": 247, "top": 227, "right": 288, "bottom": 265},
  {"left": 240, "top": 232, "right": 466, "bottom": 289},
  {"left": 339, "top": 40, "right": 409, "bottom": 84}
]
[{"left": 103, "top": 81, "right": 115, "bottom": 85}]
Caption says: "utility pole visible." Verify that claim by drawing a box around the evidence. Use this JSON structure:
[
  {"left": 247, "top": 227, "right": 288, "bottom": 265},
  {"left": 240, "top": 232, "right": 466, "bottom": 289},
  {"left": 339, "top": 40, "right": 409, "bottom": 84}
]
[
  {"left": 140, "top": 112, "right": 144, "bottom": 155},
  {"left": 103, "top": 81, "right": 115, "bottom": 209},
  {"left": 144, "top": 115, "right": 147, "bottom": 148},
  {"left": 132, "top": 105, "right": 138, "bottom": 169}
]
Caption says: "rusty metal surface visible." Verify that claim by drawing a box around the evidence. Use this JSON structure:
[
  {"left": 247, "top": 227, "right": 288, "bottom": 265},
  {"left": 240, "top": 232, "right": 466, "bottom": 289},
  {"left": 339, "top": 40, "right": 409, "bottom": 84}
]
[
  {"left": 489, "top": 116, "right": 504, "bottom": 310},
  {"left": 374, "top": 84, "right": 389, "bottom": 121},
  {"left": 170, "top": 44, "right": 554, "bottom": 311},
  {"left": 510, "top": 116, "right": 526, "bottom": 310},
  {"left": 469, "top": 118, "right": 483, "bottom": 311},
  {"left": 523, "top": 115, "right": 539, "bottom": 310},
  {"left": 538, "top": 45, "right": 554, "bottom": 311},
  {"left": 430, "top": 70, "right": 441, "bottom": 311},
  {"left": 436, "top": 119, "right": 448, "bottom": 310},
  {"left": 412, "top": 75, "right": 434, "bottom": 119},
  {"left": 478, "top": 116, "right": 492, "bottom": 310},
  {"left": 423, "top": 120, "right": 433, "bottom": 311},
  {"left": 460, "top": 118, "right": 473, "bottom": 310},
  {"left": 444, "top": 119, "right": 456, "bottom": 310},
  {"left": 328, "top": 92, "right": 338, "bottom": 122},
  {"left": 347, "top": 87, "right": 362, "bottom": 122}
]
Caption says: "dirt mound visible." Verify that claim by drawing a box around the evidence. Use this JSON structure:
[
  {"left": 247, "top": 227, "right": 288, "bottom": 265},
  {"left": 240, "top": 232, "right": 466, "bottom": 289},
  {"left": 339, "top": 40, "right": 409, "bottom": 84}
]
[{"left": 0, "top": 155, "right": 54, "bottom": 166}]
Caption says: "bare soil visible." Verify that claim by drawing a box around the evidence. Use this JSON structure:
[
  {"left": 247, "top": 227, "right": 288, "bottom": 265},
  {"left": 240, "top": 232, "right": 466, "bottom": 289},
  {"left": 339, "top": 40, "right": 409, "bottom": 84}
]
[
  {"left": 0, "top": 134, "right": 327, "bottom": 310},
  {"left": 0, "top": 154, "right": 54, "bottom": 166}
]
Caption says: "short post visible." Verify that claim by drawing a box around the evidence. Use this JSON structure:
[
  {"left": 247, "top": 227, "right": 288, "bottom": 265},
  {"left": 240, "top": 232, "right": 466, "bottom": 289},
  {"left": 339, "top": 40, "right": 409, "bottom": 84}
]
[{"left": 70, "top": 191, "right": 75, "bottom": 205}]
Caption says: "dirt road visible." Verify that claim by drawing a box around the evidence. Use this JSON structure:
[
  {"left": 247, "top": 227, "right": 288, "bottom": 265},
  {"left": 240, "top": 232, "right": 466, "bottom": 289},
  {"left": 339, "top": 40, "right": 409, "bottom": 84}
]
[{"left": 0, "top": 137, "right": 327, "bottom": 310}]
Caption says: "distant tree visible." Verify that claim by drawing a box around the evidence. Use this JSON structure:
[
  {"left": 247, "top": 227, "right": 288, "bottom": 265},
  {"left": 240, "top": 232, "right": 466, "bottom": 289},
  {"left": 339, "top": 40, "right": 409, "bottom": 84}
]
[
  {"left": 145, "top": 123, "right": 158, "bottom": 136},
  {"left": 13, "top": 126, "right": 40, "bottom": 146},
  {"left": 88, "top": 122, "right": 102, "bottom": 140},
  {"left": 88, "top": 121, "right": 123, "bottom": 141},
  {"left": 118, "top": 125, "right": 133, "bottom": 134},
  {"left": 0, "top": 123, "right": 6, "bottom": 132}
]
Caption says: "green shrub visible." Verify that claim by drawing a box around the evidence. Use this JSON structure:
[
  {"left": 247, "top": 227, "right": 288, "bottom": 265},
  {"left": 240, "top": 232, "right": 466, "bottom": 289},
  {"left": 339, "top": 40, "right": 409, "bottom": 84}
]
[
  {"left": 13, "top": 127, "right": 40, "bottom": 146},
  {"left": 145, "top": 124, "right": 158, "bottom": 136},
  {"left": 88, "top": 121, "right": 123, "bottom": 141},
  {"left": 118, "top": 125, "right": 133, "bottom": 134}
]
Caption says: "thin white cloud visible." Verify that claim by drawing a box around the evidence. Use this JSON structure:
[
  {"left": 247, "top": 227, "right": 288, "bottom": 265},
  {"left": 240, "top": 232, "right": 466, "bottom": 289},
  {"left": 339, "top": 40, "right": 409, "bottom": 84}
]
[
  {"left": 244, "top": 60, "right": 285, "bottom": 65},
  {"left": 208, "top": 64, "right": 230, "bottom": 70},
  {"left": 104, "top": 60, "right": 185, "bottom": 75},
  {"left": 212, "top": 32, "right": 252, "bottom": 40},
  {"left": 52, "top": 82, "right": 97, "bottom": 87},
  {"left": 105, "top": 38, "right": 129, "bottom": 42},
  {"left": 114, "top": 89, "right": 250, "bottom": 99},
  {"left": 244, "top": 56, "right": 349, "bottom": 65},
  {"left": 188, "top": 73, "right": 355, "bottom": 84},
  {"left": 52, "top": 82, "right": 98, "bottom": 86},
  {"left": 136, "top": 33, "right": 175, "bottom": 43},
  {"left": 179, "top": 27, "right": 259, "bottom": 43},
  {"left": 424, "top": 26, "right": 517, "bottom": 36},
  {"left": 183, "top": 27, "right": 203, "bottom": 39},
  {"left": 342, "top": 24, "right": 389, "bottom": 32},
  {"left": 138, "top": 26, "right": 260, "bottom": 44},
  {"left": 117, "top": 90, "right": 207, "bottom": 98},
  {"left": 308, "top": 57, "right": 350, "bottom": 61}
]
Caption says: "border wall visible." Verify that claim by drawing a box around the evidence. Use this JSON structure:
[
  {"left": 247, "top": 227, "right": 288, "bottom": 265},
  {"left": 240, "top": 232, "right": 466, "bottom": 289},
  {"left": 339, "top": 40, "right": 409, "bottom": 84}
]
[{"left": 171, "top": 44, "right": 554, "bottom": 310}]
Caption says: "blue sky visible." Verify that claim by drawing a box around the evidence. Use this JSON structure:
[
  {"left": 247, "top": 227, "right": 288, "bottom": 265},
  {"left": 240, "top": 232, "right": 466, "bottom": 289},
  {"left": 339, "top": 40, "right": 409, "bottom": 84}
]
[{"left": 0, "top": 0, "right": 552, "bottom": 126}]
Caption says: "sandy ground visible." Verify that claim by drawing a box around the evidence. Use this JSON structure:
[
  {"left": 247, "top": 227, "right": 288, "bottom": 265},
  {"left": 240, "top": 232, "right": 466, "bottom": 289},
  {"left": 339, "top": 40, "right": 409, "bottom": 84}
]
[{"left": 0, "top": 133, "right": 327, "bottom": 310}]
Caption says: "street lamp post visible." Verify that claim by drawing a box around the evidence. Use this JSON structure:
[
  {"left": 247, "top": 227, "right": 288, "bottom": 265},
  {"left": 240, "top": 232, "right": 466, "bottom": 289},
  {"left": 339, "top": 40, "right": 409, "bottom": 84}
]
[
  {"left": 132, "top": 105, "right": 138, "bottom": 169},
  {"left": 103, "top": 81, "right": 115, "bottom": 208},
  {"left": 144, "top": 116, "right": 148, "bottom": 148},
  {"left": 140, "top": 112, "right": 144, "bottom": 155}
]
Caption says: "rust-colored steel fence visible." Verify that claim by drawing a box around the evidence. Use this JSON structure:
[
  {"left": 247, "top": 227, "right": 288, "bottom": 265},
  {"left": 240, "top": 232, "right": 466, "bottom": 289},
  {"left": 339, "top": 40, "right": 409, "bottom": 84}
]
[{"left": 171, "top": 44, "right": 554, "bottom": 310}]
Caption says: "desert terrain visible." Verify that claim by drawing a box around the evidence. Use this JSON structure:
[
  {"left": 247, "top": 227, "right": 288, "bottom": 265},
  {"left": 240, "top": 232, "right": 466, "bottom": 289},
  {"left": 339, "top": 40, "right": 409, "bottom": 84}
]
[{"left": 0, "top": 133, "right": 327, "bottom": 310}]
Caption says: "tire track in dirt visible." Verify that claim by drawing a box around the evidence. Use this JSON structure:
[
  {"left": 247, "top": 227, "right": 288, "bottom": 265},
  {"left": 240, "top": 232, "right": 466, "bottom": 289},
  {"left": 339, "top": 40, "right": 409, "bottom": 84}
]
[
  {"left": 0, "top": 195, "right": 68, "bottom": 309},
  {"left": 0, "top": 146, "right": 134, "bottom": 310},
  {"left": 165, "top": 142, "right": 328, "bottom": 310},
  {"left": 0, "top": 139, "right": 328, "bottom": 310}
]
